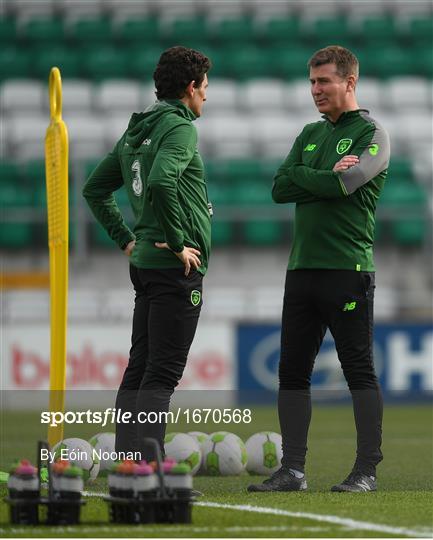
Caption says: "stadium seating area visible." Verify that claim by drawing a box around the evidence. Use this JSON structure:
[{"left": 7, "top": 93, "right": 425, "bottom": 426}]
[{"left": 1, "top": 0, "right": 432, "bottom": 250}]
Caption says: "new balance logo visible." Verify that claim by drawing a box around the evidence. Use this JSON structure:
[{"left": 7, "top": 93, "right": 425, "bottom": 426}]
[
  {"left": 343, "top": 301, "right": 357, "bottom": 311},
  {"left": 304, "top": 143, "right": 316, "bottom": 151},
  {"left": 355, "top": 480, "right": 372, "bottom": 491}
]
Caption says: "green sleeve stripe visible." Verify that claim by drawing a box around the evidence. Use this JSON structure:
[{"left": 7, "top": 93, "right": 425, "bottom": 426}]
[{"left": 338, "top": 175, "right": 349, "bottom": 196}]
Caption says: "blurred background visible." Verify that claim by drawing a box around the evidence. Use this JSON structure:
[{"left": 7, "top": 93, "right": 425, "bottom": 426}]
[{"left": 1, "top": 0, "right": 432, "bottom": 405}]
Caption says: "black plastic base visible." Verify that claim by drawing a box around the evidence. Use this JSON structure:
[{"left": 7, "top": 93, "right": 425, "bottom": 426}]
[
  {"left": 105, "top": 493, "right": 193, "bottom": 525},
  {"left": 6, "top": 499, "right": 39, "bottom": 525},
  {"left": 5, "top": 497, "right": 86, "bottom": 526},
  {"left": 44, "top": 498, "right": 85, "bottom": 525}
]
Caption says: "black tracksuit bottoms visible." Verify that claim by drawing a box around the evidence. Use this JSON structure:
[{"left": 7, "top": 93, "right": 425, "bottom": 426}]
[
  {"left": 278, "top": 269, "right": 383, "bottom": 477},
  {"left": 115, "top": 264, "right": 202, "bottom": 461}
]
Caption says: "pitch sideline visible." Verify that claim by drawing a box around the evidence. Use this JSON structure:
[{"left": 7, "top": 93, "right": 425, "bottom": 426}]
[
  {"left": 196, "top": 501, "right": 433, "bottom": 538},
  {"left": 82, "top": 492, "right": 432, "bottom": 538}
]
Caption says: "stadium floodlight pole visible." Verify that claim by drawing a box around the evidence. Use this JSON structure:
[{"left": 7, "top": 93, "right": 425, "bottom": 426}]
[{"left": 45, "top": 67, "right": 69, "bottom": 447}]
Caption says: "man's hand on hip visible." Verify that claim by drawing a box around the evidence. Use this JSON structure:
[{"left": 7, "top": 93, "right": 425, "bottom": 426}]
[
  {"left": 155, "top": 242, "right": 201, "bottom": 276},
  {"left": 124, "top": 240, "right": 136, "bottom": 256},
  {"left": 333, "top": 155, "right": 359, "bottom": 172}
]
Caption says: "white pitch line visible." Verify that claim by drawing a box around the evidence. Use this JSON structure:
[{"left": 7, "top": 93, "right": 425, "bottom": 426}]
[
  {"left": 1, "top": 525, "right": 328, "bottom": 535},
  {"left": 81, "top": 491, "right": 432, "bottom": 538},
  {"left": 195, "top": 501, "right": 433, "bottom": 538}
]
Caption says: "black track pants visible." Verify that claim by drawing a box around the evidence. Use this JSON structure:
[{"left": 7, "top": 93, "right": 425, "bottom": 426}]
[
  {"left": 278, "top": 269, "right": 383, "bottom": 476},
  {"left": 115, "top": 264, "right": 203, "bottom": 460}
]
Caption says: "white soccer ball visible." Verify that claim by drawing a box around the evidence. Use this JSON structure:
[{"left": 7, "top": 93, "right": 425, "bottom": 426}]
[
  {"left": 164, "top": 432, "right": 202, "bottom": 475},
  {"left": 245, "top": 431, "right": 282, "bottom": 475},
  {"left": 52, "top": 437, "right": 100, "bottom": 482},
  {"left": 202, "top": 431, "right": 248, "bottom": 476},
  {"left": 88, "top": 432, "right": 115, "bottom": 477},
  {"left": 188, "top": 431, "right": 209, "bottom": 474}
]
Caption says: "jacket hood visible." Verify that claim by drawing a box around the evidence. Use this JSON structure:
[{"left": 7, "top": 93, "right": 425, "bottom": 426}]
[{"left": 125, "top": 99, "right": 196, "bottom": 148}]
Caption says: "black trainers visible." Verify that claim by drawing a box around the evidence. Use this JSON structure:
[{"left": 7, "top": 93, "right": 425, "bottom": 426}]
[
  {"left": 247, "top": 467, "right": 307, "bottom": 492},
  {"left": 331, "top": 471, "right": 377, "bottom": 492}
]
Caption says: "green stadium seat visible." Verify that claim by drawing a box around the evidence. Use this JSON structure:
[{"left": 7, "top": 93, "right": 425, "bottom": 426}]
[
  {"left": 408, "top": 17, "right": 433, "bottom": 47},
  {"left": 306, "top": 17, "right": 352, "bottom": 47},
  {"left": 207, "top": 182, "right": 235, "bottom": 244},
  {"left": 231, "top": 180, "right": 273, "bottom": 206},
  {"left": 0, "top": 161, "right": 21, "bottom": 184},
  {"left": 357, "top": 16, "right": 397, "bottom": 46},
  {"left": 269, "top": 48, "right": 311, "bottom": 80},
  {"left": 413, "top": 48, "right": 433, "bottom": 78},
  {"left": 387, "top": 159, "right": 414, "bottom": 183},
  {"left": 257, "top": 17, "right": 301, "bottom": 45},
  {"left": 205, "top": 160, "right": 224, "bottom": 184},
  {"left": 211, "top": 221, "right": 234, "bottom": 246},
  {"left": 392, "top": 219, "right": 426, "bottom": 246},
  {"left": 83, "top": 47, "right": 129, "bottom": 80},
  {"left": 199, "top": 48, "right": 227, "bottom": 78},
  {"left": 380, "top": 182, "right": 428, "bottom": 246},
  {"left": 164, "top": 17, "right": 209, "bottom": 45},
  {"left": 0, "top": 182, "right": 33, "bottom": 248},
  {"left": 224, "top": 48, "right": 270, "bottom": 80},
  {"left": 362, "top": 47, "right": 414, "bottom": 78},
  {"left": 0, "top": 17, "right": 17, "bottom": 44},
  {"left": 230, "top": 181, "right": 281, "bottom": 245},
  {"left": 218, "top": 159, "right": 263, "bottom": 184},
  {"left": 20, "top": 17, "right": 65, "bottom": 45},
  {"left": 207, "top": 182, "right": 234, "bottom": 205},
  {"left": 243, "top": 220, "right": 282, "bottom": 245},
  {"left": 210, "top": 17, "right": 255, "bottom": 44},
  {"left": 31, "top": 47, "right": 80, "bottom": 79},
  {"left": 260, "top": 160, "right": 283, "bottom": 182},
  {"left": 22, "top": 159, "right": 45, "bottom": 188},
  {"left": 67, "top": 17, "right": 113, "bottom": 45},
  {"left": 115, "top": 17, "right": 161, "bottom": 44},
  {"left": 128, "top": 47, "right": 166, "bottom": 80},
  {"left": 0, "top": 48, "right": 31, "bottom": 80}
]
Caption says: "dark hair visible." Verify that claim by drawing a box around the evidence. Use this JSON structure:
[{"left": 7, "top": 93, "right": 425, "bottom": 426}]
[
  {"left": 308, "top": 45, "right": 359, "bottom": 78},
  {"left": 154, "top": 46, "right": 211, "bottom": 100}
]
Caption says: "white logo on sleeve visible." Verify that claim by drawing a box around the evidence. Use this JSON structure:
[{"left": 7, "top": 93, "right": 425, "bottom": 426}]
[
  {"left": 142, "top": 139, "right": 151, "bottom": 146},
  {"left": 131, "top": 160, "right": 143, "bottom": 196}
]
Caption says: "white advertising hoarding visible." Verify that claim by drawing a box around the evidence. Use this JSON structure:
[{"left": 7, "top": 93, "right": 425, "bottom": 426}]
[{"left": 1, "top": 321, "right": 235, "bottom": 392}]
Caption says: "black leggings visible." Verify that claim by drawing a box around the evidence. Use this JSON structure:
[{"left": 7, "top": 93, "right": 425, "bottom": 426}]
[
  {"left": 115, "top": 264, "right": 203, "bottom": 460},
  {"left": 278, "top": 269, "right": 383, "bottom": 476}
]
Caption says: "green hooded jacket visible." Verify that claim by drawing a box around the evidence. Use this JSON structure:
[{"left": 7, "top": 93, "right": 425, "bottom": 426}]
[{"left": 83, "top": 100, "right": 211, "bottom": 274}]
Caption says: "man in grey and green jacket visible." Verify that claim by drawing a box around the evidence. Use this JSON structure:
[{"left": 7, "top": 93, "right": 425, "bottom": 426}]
[
  {"left": 83, "top": 47, "right": 211, "bottom": 460},
  {"left": 248, "top": 46, "right": 390, "bottom": 494}
]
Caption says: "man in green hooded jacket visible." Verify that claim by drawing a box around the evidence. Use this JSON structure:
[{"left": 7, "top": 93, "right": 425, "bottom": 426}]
[{"left": 83, "top": 46, "right": 211, "bottom": 459}]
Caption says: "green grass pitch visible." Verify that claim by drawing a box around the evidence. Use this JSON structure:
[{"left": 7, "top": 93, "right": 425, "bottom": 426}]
[{"left": 0, "top": 404, "right": 432, "bottom": 538}]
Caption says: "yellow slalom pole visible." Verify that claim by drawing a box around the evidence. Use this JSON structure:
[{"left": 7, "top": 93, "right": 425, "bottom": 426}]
[{"left": 45, "top": 67, "right": 69, "bottom": 447}]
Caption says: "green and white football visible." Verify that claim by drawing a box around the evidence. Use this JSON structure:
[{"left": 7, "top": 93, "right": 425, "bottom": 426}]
[
  {"left": 188, "top": 431, "right": 209, "bottom": 474},
  {"left": 245, "top": 431, "right": 282, "bottom": 475},
  {"left": 88, "top": 432, "right": 115, "bottom": 477},
  {"left": 52, "top": 437, "right": 100, "bottom": 482},
  {"left": 202, "top": 431, "right": 248, "bottom": 476},
  {"left": 164, "top": 432, "right": 202, "bottom": 475}
]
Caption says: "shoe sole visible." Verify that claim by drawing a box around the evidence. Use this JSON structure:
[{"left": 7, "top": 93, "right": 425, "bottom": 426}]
[
  {"left": 247, "top": 481, "right": 307, "bottom": 493},
  {"left": 331, "top": 485, "right": 376, "bottom": 492}
]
